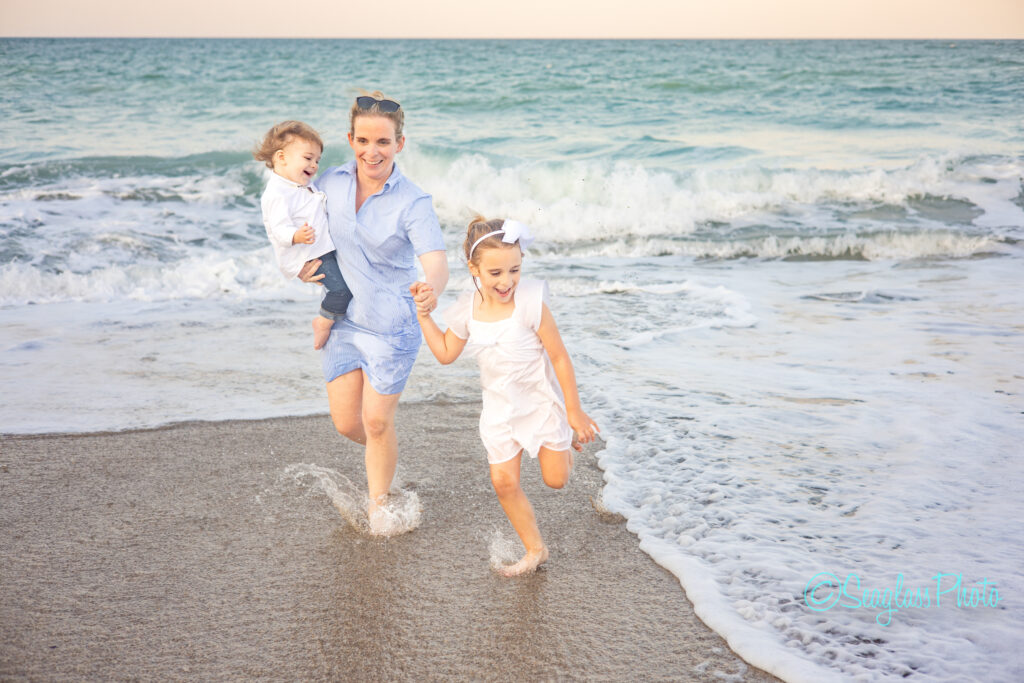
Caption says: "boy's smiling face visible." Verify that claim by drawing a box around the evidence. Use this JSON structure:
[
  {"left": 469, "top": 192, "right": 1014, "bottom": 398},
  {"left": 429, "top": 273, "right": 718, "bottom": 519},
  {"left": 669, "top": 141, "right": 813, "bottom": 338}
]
[{"left": 274, "top": 137, "right": 321, "bottom": 186}]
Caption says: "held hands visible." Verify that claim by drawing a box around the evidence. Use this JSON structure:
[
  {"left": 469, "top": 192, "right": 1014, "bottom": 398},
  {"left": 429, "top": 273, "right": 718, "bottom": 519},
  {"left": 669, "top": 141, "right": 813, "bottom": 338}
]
[
  {"left": 292, "top": 223, "right": 316, "bottom": 245},
  {"left": 409, "top": 282, "right": 438, "bottom": 316},
  {"left": 568, "top": 408, "right": 600, "bottom": 451}
]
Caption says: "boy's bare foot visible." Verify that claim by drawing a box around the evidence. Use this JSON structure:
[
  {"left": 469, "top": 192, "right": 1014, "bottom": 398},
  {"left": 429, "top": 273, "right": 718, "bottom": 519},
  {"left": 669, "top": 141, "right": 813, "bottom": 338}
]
[
  {"left": 499, "top": 546, "right": 549, "bottom": 577},
  {"left": 312, "top": 315, "right": 333, "bottom": 350}
]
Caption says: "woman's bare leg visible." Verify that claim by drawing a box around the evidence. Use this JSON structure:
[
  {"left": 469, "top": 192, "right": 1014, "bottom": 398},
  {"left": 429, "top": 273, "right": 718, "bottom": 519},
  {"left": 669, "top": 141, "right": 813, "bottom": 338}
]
[
  {"left": 326, "top": 369, "right": 366, "bottom": 445},
  {"left": 326, "top": 370, "right": 402, "bottom": 532},
  {"left": 360, "top": 375, "right": 401, "bottom": 526},
  {"left": 489, "top": 452, "right": 549, "bottom": 576}
]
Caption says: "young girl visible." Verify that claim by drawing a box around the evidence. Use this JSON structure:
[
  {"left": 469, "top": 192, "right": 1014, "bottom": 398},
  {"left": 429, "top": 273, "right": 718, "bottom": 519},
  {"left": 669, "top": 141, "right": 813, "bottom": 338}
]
[
  {"left": 412, "top": 217, "right": 599, "bottom": 576},
  {"left": 254, "top": 120, "right": 352, "bottom": 350}
]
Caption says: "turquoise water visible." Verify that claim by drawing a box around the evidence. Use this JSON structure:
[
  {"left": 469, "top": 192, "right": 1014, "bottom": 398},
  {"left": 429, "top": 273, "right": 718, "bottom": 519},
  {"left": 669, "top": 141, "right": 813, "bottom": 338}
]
[
  {"left": 2, "top": 39, "right": 1023, "bottom": 681},
  {"left": 4, "top": 38, "right": 1023, "bottom": 171}
]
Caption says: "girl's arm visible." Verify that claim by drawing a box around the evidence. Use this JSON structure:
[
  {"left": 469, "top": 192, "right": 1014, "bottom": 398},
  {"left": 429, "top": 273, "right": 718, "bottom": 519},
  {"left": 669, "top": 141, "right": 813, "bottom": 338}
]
[
  {"left": 410, "top": 284, "right": 467, "bottom": 365},
  {"left": 536, "top": 304, "right": 599, "bottom": 447}
]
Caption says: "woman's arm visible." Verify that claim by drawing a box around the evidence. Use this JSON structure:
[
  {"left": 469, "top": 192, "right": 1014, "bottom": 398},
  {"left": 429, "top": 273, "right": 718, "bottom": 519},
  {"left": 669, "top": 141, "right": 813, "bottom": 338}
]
[
  {"left": 414, "top": 250, "right": 449, "bottom": 313},
  {"left": 410, "top": 284, "right": 466, "bottom": 364},
  {"left": 536, "top": 304, "right": 599, "bottom": 447}
]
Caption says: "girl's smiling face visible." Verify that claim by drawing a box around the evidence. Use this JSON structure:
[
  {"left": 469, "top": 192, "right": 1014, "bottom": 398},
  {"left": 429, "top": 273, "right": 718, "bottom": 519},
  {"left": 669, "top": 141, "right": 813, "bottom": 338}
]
[
  {"left": 348, "top": 115, "right": 404, "bottom": 184},
  {"left": 470, "top": 245, "right": 523, "bottom": 306}
]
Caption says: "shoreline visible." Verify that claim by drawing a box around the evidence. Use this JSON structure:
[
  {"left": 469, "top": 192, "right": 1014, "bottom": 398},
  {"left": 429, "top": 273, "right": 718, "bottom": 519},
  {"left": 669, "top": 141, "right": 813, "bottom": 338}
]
[{"left": 1, "top": 404, "right": 779, "bottom": 681}]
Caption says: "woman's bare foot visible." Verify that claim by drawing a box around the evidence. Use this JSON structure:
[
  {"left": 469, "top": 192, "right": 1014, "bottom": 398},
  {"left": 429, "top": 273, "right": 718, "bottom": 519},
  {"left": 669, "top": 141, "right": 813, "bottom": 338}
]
[
  {"left": 367, "top": 505, "right": 392, "bottom": 536},
  {"left": 312, "top": 315, "right": 334, "bottom": 350},
  {"left": 499, "top": 546, "right": 549, "bottom": 577},
  {"left": 366, "top": 494, "right": 394, "bottom": 536},
  {"left": 366, "top": 493, "right": 423, "bottom": 537}
]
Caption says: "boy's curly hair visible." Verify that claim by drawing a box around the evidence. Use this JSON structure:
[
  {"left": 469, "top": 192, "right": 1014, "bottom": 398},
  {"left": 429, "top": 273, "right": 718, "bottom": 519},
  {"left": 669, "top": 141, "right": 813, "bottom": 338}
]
[{"left": 253, "top": 121, "right": 323, "bottom": 169}]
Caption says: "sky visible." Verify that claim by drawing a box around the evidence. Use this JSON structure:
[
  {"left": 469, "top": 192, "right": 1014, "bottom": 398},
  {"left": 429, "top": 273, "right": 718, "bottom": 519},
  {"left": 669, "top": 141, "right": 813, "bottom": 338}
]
[{"left": 1, "top": 0, "right": 1023, "bottom": 39}]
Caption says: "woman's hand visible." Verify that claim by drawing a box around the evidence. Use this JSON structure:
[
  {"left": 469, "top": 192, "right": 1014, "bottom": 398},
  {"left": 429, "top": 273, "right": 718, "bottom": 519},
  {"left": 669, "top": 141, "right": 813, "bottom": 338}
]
[
  {"left": 567, "top": 408, "right": 600, "bottom": 450},
  {"left": 410, "top": 282, "right": 437, "bottom": 315},
  {"left": 297, "top": 258, "right": 325, "bottom": 285}
]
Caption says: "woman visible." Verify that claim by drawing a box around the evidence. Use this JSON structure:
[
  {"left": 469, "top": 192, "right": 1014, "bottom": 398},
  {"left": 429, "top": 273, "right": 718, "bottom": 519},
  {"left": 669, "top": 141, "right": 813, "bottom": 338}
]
[{"left": 300, "top": 92, "right": 448, "bottom": 533}]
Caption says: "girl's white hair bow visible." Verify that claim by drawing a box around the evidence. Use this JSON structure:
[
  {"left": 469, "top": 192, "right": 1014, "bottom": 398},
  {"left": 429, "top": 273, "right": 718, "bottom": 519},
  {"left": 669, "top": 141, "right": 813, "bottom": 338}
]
[{"left": 468, "top": 220, "right": 535, "bottom": 258}]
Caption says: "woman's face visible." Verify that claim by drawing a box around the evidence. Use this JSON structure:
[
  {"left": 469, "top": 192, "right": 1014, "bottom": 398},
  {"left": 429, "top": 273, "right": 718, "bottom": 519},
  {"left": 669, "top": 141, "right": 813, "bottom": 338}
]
[{"left": 348, "top": 115, "right": 404, "bottom": 184}]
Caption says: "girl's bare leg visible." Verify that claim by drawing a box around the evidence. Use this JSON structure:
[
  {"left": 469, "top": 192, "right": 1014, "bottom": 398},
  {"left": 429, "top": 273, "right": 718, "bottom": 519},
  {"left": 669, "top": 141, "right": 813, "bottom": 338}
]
[
  {"left": 490, "top": 452, "right": 549, "bottom": 576},
  {"left": 537, "top": 445, "right": 573, "bottom": 490}
]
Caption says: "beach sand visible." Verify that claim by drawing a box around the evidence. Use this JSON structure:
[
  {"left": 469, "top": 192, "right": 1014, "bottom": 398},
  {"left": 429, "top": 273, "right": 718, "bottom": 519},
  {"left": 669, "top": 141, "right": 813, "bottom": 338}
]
[{"left": 1, "top": 402, "right": 778, "bottom": 681}]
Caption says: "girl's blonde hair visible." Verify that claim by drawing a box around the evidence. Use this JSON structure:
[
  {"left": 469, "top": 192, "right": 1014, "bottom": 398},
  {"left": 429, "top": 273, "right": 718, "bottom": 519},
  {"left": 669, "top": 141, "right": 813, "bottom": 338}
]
[
  {"left": 463, "top": 215, "right": 520, "bottom": 267},
  {"left": 253, "top": 121, "right": 323, "bottom": 169},
  {"left": 350, "top": 90, "right": 405, "bottom": 138}
]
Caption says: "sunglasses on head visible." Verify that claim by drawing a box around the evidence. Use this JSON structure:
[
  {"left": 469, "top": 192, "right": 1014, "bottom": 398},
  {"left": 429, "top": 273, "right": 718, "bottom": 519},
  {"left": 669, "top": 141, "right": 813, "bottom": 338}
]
[{"left": 355, "top": 96, "right": 401, "bottom": 113}]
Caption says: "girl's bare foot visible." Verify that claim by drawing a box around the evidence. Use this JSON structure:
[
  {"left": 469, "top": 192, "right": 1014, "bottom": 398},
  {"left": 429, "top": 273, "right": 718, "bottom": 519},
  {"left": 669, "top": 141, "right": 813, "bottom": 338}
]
[
  {"left": 312, "top": 315, "right": 333, "bottom": 350},
  {"left": 499, "top": 546, "right": 549, "bottom": 577}
]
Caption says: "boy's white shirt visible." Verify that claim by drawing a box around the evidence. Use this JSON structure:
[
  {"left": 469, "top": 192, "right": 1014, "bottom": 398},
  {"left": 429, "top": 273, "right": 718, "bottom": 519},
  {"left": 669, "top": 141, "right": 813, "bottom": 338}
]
[{"left": 259, "top": 170, "right": 335, "bottom": 279}]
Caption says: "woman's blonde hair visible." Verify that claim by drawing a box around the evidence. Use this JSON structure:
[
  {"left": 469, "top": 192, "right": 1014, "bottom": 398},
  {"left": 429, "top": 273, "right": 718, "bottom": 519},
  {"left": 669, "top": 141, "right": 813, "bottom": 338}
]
[
  {"left": 350, "top": 90, "right": 405, "bottom": 138},
  {"left": 463, "top": 215, "right": 519, "bottom": 267},
  {"left": 252, "top": 120, "right": 323, "bottom": 169}
]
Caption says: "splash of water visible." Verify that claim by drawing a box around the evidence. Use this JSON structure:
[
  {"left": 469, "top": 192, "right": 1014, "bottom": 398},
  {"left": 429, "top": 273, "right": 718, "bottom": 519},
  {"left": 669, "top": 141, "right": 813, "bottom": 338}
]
[
  {"left": 487, "top": 528, "right": 523, "bottom": 572},
  {"left": 282, "top": 463, "right": 422, "bottom": 537}
]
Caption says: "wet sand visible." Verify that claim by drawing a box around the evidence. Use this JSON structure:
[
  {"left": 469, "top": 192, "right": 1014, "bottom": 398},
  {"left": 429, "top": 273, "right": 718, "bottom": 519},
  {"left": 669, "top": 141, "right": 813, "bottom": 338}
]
[{"left": 1, "top": 402, "right": 778, "bottom": 681}]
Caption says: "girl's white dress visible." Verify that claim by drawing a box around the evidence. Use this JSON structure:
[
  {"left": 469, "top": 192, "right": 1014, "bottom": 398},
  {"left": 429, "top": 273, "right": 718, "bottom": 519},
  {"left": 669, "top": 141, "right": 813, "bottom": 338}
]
[{"left": 444, "top": 278, "right": 573, "bottom": 464}]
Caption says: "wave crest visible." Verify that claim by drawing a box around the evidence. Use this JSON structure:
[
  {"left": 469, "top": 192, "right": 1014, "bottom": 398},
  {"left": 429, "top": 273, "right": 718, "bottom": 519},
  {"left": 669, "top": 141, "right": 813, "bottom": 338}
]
[{"left": 408, "top": 151, "right": 1024, "bottom": 244}]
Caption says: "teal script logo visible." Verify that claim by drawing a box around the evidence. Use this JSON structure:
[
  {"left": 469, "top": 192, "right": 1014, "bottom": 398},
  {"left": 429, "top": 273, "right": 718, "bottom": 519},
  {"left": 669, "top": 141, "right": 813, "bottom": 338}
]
[{"left": 803, "top": 572, "right": 1001, "bottom": 626}]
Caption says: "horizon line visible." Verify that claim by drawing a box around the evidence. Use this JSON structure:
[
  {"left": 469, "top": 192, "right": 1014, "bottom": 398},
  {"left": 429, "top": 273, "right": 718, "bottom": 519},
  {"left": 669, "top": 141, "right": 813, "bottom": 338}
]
[{"left": 3, "top": 35, "right": 1021, "bottom": 41}]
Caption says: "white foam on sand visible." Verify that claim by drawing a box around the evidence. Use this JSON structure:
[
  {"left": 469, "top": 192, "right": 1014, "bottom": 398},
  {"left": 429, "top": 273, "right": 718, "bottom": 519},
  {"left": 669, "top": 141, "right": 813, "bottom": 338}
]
[{"left": 578, "top": 258, "right": 1024, "bottom": 682}]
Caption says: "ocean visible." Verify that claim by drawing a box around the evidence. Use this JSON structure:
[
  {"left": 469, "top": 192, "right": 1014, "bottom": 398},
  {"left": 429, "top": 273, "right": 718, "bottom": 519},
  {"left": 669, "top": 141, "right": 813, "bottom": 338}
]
[{"left": 1, "top": 38, "right": 1022, "bottom": 681}]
